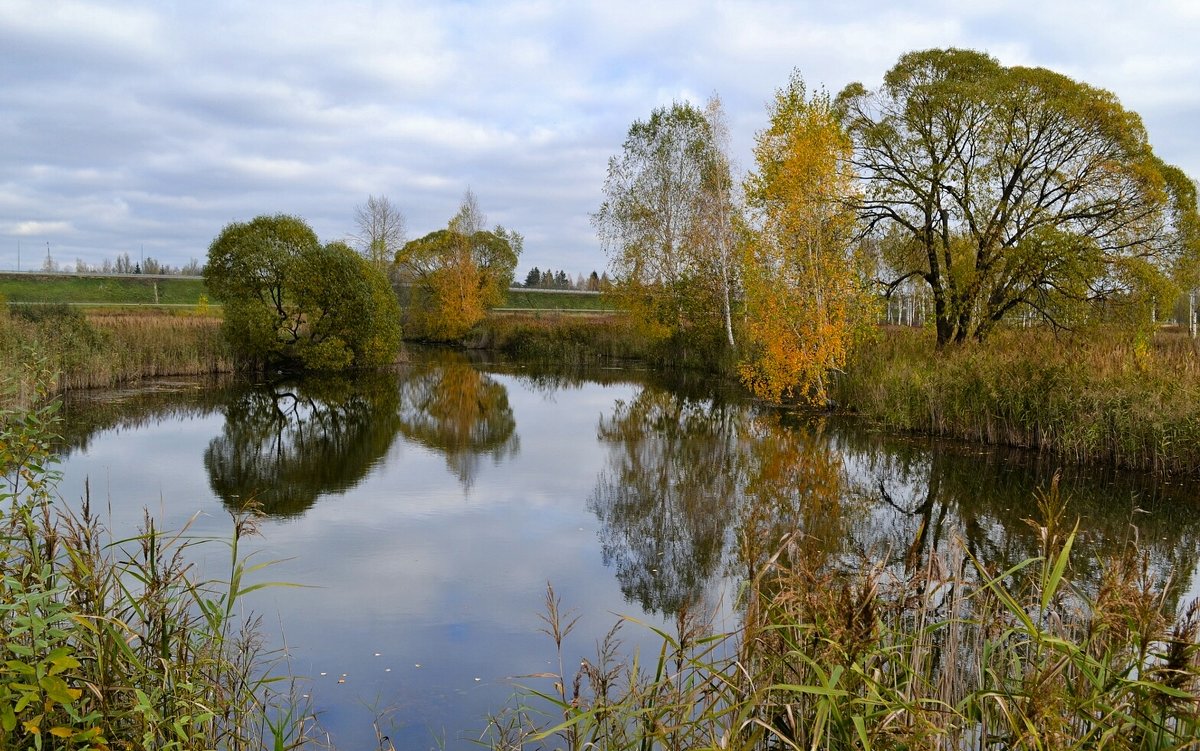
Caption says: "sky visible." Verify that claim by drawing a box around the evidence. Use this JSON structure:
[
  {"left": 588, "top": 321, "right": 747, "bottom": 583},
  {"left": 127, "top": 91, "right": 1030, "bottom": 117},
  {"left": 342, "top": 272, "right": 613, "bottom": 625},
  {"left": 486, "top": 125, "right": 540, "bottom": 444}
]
[{"left": 2, "top": 0, "right": 1199, "bottom": 278}]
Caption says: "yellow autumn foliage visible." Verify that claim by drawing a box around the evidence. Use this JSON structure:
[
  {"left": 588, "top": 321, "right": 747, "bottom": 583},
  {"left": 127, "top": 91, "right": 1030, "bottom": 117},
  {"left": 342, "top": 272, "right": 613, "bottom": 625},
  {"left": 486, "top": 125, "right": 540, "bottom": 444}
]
[{"left": 739, "top": 72, "right": 875, "bottom": 404}]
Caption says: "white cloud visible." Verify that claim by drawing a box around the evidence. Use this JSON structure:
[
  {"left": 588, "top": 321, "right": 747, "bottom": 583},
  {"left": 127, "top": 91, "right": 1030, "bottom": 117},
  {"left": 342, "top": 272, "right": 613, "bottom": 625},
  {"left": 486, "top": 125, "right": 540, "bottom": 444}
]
[
  {"left": 1, "top": 0, "right": 1197, "bottom": 273},
  {"left": 11, "top": 220, "right": 72, "bottom": 236}
]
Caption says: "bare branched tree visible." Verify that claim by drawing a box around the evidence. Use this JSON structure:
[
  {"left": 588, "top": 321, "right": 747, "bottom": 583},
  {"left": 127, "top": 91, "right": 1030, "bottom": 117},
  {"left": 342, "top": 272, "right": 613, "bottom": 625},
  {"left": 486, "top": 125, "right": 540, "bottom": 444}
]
[{"left": 352, "top": 195, "right": 407, "bottom": 272}]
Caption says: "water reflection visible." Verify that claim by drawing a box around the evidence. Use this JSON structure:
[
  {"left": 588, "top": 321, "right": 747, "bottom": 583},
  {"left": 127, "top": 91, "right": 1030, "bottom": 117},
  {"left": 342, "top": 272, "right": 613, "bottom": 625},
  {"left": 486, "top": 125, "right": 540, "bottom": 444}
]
[
  {"left": 586, "top": 380, "right": 1200, "bottom": 617},
  {"left": 397, "top": 351, "right": 519, "bottom": 490},
  {"left": 839, "top": 432, "right": 1200, "bottom": 609},
  {"left": 204, "top": 373, "right": 402, "bottom": 516},
  {"left": 55, "top": 357, "right": 1200, "bottom": 613},
  {"left": 589, "top": 387, "right": 739, "bottom": 614},
  {"left": 736, "top": 414, "right": 859, "bottom": 579},
  {"left": 48, "top": 351, "right": 1200, "bottom": 749}
]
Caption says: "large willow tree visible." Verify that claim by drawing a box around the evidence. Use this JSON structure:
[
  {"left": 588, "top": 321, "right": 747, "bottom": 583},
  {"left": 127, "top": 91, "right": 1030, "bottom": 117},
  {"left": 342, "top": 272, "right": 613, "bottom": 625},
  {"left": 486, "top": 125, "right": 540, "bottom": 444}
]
[
  {"left": 205, "top": 214, "right": 402, "bottom": 371},
  {"left": 837, "top": 48, "right": 1199, "bottom": 346}
]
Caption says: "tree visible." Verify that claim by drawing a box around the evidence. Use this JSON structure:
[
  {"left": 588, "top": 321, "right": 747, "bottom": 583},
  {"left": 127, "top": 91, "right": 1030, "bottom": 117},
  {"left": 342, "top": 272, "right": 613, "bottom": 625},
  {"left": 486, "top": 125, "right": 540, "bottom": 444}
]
[
  {"left": 205, "top": 214, "right": 402, "bottom": 371},
  {"left": 594, "top": 99, "right": 737, "bottom": 353},
  {"left": 352, "top": 195, "right": 407, "bottom": 272},
  {"left": 740, "top": 72, "right": 875, "bottom": 404},
  {"left": 394, "top": 191, "right": 521, "bottom": 340},
  {"left": 523, "top": 266, "right": 541, "bottom": 287},
  {"left": 697, "top": 94, "right": 741, "bottom": 349},
  {"left": 837, "top": 48, "right": 1199, "bottom": 346}
]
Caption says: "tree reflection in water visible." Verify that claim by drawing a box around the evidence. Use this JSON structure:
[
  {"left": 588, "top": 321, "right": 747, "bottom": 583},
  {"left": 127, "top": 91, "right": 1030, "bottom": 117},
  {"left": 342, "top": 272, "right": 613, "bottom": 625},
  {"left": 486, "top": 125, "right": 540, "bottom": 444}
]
[
  {"left": 587, "top": 380, "right": 1200, "bottom": 620},
  {"left": 205, "top": 373, "right": 402, "bottom": 517},
  {"left": 589, "top": 387, "right": 741, "bottom": 614},
  {"left": 736, "top": 413, "right": 859, "bottom": 581},
  {"left": 396, "top": 351, "right": 518, "bottom": 490}
]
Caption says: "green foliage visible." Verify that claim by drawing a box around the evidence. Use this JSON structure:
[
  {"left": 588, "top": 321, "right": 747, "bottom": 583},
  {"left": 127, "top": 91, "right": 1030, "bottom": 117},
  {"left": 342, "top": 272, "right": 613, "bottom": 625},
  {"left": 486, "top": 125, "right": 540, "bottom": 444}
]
[
  {"left": 839, "top": 48, "right": 1200, "bottom": 346},
  {"left": 205, "top": 214, "right": 402, "bottom": 371}
]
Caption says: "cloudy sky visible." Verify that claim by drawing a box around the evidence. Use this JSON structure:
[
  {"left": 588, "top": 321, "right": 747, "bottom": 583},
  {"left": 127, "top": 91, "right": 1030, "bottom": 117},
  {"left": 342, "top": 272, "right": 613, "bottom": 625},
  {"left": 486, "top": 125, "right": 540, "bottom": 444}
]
[{"left": 2, "top": 1, "right": 1199, "bottom": 277}]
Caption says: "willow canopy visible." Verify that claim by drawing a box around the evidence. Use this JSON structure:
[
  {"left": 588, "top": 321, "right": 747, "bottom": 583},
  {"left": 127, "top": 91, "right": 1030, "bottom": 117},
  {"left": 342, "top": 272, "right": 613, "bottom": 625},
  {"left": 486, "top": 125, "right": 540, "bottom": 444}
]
[{"left": 837, "top": 48, "right": 1199, "bottom": 346}]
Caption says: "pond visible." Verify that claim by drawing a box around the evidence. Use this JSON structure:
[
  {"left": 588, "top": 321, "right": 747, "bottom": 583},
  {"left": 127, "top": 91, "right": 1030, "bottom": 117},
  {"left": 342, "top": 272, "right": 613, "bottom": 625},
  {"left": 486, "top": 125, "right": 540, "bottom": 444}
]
[{"left": 52, "top": 348, "right": 1200, "bottom": 750}]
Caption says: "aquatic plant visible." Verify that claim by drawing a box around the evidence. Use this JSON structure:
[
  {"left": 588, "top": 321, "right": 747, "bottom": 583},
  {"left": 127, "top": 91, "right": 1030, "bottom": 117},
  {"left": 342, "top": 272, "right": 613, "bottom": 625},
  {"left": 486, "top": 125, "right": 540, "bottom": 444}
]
[
  {"left": 0, "top": 360, "right": 312, "bottom": 749},
  {"left": 489, "top": 478, "right": 1200, "bottom": 750}
]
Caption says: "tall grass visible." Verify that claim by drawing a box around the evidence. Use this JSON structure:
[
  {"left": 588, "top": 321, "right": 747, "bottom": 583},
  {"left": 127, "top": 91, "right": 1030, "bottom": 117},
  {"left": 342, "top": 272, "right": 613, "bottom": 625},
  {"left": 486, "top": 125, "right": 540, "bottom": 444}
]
[
  {"left": 0, "top": 305, "right": 231, "bottom": 398},
  {"left": 835, "top": 327, "right": 1200, "bottom": 474},
  {"left": 465, "top": 315, "right": 655, "bottom": 365},
  {"left": 489, "top": 479, "right": 1200, "bottom": 750},
  {"left": 0, "top": 360, "right": 313, "bottom": 749},
  {"left": 466, "top": 315, "right": 737, "bottom": 374}
]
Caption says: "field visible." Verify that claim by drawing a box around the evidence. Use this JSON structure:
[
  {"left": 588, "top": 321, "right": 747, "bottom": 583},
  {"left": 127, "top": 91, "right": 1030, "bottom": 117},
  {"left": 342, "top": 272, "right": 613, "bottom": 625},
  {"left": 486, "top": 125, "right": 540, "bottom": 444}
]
[
  {"left": 0, "top": 271, "right": 209, "bottom": 306},
  {"left": 495, "top": 287, "right": 615, "bottom": 312},
  {"left": 0, "top": 271, "right": 613, "bottom": 312}
]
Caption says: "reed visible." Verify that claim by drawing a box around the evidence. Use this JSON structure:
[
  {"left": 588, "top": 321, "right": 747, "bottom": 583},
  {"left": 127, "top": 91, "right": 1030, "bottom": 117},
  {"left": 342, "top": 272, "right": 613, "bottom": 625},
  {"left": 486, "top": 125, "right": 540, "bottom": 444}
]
[
  {"left": 489, "top": 478, "right": 1200, "bottom": 751},
  {"left": 0, "top": 362, "right": 313, "bottom": 749},
  {"left": 465, "top": 315, "right": 655, "bottom": 365},
  {"left": 466, "top": 314, "right": 737, "bottom": 374},
  {"left": 834, "top": 327, "right": 1200, "bottom": 474},
  {"left": 1, "top": 305, "right": 231, "bottom": 400}
]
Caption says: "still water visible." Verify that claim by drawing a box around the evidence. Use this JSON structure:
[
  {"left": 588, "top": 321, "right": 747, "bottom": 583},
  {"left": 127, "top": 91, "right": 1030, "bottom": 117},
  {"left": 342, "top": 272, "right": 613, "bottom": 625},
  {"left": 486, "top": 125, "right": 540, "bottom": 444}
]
[{"left": 53, "top": 349, "right": 1200, "bottom": 750}]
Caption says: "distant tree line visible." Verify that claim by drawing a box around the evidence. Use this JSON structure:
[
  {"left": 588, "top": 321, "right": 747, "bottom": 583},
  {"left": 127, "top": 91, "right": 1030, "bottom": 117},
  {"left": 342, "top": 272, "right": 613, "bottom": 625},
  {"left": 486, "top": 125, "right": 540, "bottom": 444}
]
[
  {"left": 59, "top": 253, "right": 205, "bottom": 276},
  {"left": 521, "top": 267, "right": 609, "bottom": 291}
]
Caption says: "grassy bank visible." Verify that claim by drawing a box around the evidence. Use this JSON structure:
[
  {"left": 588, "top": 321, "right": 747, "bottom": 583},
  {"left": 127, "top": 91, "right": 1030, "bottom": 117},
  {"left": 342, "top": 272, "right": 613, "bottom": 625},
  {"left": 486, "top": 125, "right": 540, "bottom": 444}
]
[
  {"left": 835, "top": 326, "right": 1200, "bottom": 474},
  {"left": 0, "top": 272, "right": 208, "bottom": 306},
  {"left": 497, "top": 288, "right": 615, "bottom": 312},
  {"left": 0, "top": 271, "right": 610, "bottom": 313},
  {"left": 464, "top": 314, "right": 737, "bottom": 374},
  {"left": 464, "top": 314, "right": 650, "bottom": 363},
  {"left": 0, "top": 305, "right": 231, "bottom": 405}
]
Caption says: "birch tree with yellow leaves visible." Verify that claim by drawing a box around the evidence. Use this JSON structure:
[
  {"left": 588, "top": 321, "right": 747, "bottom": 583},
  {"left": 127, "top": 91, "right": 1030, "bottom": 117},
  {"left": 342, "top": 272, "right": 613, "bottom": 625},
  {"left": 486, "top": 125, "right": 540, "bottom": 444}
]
[{"left": 739, "top": 72, "right": 875, "bottom": 404}]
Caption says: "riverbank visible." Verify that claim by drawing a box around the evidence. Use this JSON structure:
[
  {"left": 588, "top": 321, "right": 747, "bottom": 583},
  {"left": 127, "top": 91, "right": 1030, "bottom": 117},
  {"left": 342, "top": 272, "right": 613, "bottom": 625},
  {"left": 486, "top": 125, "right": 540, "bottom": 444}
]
[
  {"left": 4, "top": 303, "right": 1199, "bottom": 475},
  {"left": 470, "top": 315, "right": 1200, "bottom": 474},
  {"left": 0, "top": 305, "right": 232, "bottom": 408},
  {"left": 7, "top": 331, "right": 1200, "bottom": 749},
  {"left": 834, "top": 326, "right": 1200, "bottom": 475}
]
